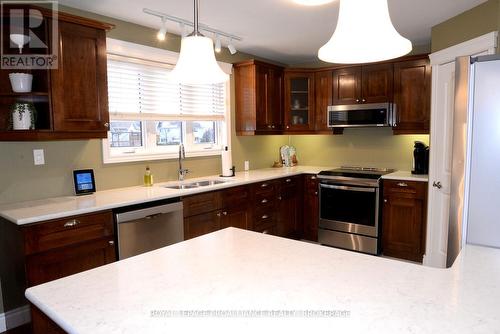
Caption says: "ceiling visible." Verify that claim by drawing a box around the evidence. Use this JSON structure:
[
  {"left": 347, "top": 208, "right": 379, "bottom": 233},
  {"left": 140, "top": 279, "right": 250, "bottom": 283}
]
[{"left": 58, "top": 0, "right": 488, "bottom": 65}]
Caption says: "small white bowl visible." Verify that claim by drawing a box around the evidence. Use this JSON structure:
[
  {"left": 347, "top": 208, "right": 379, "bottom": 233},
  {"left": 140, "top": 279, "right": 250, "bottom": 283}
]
[{"left": 9, "top": 73, "right": 33, "bottom": 93}]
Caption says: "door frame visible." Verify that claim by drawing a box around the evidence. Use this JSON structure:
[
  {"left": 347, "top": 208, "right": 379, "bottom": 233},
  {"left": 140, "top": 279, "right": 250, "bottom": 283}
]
[{"left": 424, "top": 31, "right": 497, "bottom": 268}]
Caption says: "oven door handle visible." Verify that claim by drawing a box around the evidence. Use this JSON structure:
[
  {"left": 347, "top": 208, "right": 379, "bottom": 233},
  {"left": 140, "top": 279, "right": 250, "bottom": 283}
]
[{"left": 319, "top": 183, "right": 376, "bottom": 193}]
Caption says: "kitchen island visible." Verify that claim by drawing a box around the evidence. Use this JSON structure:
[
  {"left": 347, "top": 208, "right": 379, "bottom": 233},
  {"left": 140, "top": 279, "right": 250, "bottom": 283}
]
[{"left": 26, "top": 228, "right": 500, "bottom": 333}]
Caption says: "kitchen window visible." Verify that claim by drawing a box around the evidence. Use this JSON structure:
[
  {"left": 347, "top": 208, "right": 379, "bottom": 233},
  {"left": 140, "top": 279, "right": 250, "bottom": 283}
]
[{"left": 102, "top": 40, "right": 231, "bottom": 164}]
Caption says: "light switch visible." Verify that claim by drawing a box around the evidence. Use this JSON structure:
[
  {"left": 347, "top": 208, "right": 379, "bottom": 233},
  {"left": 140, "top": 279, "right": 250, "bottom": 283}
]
[{"left": 33, "top": 149, "right": 45, "bottom": 165}]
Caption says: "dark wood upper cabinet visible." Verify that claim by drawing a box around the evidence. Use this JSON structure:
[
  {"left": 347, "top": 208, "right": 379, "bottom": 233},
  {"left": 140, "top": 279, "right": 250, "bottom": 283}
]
[
  {"left": 51, "top": 21, "right": 109, "bottom": 134},
  {"left": 361, "top": 63, "right": 394, "bottom": 103},
  {"left": 393, "top": 58, "right": 431, "bottom": 134},
  {"left": 234, "top": 60, "right": 284, "bottom": 135},
  {"left": 333, "top": 63, "right": 393, "bottom": 105},
  {"left": 332, "top": 66, "right": 362, "bottom": 105},
  {"left": 236, "top": 55, "right": 429, "bottom": 136},
  {"left": 284, "top": 71, "right": 315, "bottom": 132},
  {"left": 0, "top": 6, "right": 113, "bottom": 141},
  {"left": 314, "top": 70, "right": 333, "bottom": 133},
  {"left": 382, "top": 180, "right": 428, "bottom": 263}
]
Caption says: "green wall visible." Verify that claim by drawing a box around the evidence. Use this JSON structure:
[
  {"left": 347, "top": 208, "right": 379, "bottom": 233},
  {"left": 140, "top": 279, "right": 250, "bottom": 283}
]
[{"left": 431, "top": 0, "right": 500, "bottom": 52}]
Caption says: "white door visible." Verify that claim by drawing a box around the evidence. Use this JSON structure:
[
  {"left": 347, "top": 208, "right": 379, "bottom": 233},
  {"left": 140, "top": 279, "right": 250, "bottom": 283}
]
[{"left": 424, "top": 32, "right": 497, "bottom": 268}]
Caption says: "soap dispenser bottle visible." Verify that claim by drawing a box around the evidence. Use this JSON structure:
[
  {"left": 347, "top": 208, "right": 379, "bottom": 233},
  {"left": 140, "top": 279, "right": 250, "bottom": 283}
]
[{"left": 144, "top": 166, "right": 153, "bottom": 186}]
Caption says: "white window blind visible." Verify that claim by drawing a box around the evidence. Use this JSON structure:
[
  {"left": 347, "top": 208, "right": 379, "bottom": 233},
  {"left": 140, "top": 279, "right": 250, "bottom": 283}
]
[{"left": 107, "top": 55, "right": 226, "bottom": 119}]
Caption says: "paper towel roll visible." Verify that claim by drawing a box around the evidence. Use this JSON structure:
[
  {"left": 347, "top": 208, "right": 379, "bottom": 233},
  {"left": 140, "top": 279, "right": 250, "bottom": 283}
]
[{"left": 221, "top": 149, "right": 233, "bottom": 176}]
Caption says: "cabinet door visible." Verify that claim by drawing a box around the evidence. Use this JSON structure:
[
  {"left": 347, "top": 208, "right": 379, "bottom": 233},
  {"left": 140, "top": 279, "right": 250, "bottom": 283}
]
[
  {"left": 267, "top": 67, "right": 284, "bottom": 130},
  {"left": 255, "top": 65, "right": 270, "bottom": 130},
  {"left": 393, "top": 59, "right": 431, "bottom": 134},
  {"left": 303, "top": 175, "right": 319, "bottom": 242},
  {"left": 332, "top": 67, "right": 362, "bottom": 105},
  {"left": 221, "top": 205, "right": 251, "bottom": 230},
  {"left": 314, "top": 70, "right": 333, "bottom": 132},
  {"left": 277, "top": 177, "right": 302, "bottom": 239},
  {"left": 184, "top": 211, "right": 221, "bottom": 240},
  {"left": 51, "top": 21, "right": 109, "bottom": 134},
  {"left": 382, "top": 180, "right": 427, "bottom": 263},
  {"left": 25, "top": 237, "right": 116, "bottom": 287},
  {"left": 382, "top": 195, "right": 425, "bottom": 262},
  {"left": 284, "top": 72, "right": 315, "bottom": 131},
  {"left": 362, "top": 63, "right": 393, "bottom": 103}
]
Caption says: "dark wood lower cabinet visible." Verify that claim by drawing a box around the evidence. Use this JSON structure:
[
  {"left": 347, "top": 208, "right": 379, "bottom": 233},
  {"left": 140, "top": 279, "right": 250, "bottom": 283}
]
[
  {"left": 382, "top": 180, "right": 428, "bottom": 262},
  {"left": 277, "top": 176, "right": 302, "bottom": 239},
  {"left": 303, "top": 175, "right": 319, "bottom": 242},
  {"left": 0, "top": 210, "right": 116, "bottom": 334},
  {"left": 221, "top": 205, "right": 251, "bottom": 230},
  {"left": 184, "top": 211, "right": 221, "bottom": 240},
  {"left": 26, "top": 237, "right": 115, "bottom": 287}
]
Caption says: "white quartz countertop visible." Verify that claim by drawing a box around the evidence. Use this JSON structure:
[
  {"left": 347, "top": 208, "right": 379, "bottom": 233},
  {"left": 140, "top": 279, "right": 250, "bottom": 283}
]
[
  {"left": 0, "top": 166, "right": 324, "bottom": 225},
  {"left": 0, "top": 166, "right": 424, "bottom": 225},
  {"left": 382, "top": 170, "right": 429, "bottom": 182},
  {"left": 25, "top": 228, "right": 500, "bottom": 334}
]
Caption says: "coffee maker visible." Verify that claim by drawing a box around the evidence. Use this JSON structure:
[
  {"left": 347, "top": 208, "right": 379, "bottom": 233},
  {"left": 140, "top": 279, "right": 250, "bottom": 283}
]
[{"left": 412, "top": 141, "right": 429, "bottom": 175}]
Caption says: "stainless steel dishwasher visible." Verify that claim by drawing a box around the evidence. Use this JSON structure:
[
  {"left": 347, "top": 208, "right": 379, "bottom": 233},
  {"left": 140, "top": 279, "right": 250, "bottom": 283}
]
[{"left": 114, "top": 199, "right": 184, "bottom": 260}]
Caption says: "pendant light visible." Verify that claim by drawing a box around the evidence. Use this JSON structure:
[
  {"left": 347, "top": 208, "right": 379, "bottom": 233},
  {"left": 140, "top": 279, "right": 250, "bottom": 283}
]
[
  {"left": 169, "top": 0, "right": 229, "bottom": 84},
  {"left": 318, "top": 0, "right": 412, "bottom": 64}
]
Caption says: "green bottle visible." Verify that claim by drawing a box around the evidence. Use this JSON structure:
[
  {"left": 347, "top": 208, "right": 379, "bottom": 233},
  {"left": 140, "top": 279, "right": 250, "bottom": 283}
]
[{"left": 144, "top": 166, "right": 153, "bottom": 187}]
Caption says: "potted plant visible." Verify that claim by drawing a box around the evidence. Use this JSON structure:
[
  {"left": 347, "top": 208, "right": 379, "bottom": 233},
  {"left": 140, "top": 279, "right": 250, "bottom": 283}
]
[{"left": 10, "top": 102, "right": 36, "bottom": 130}]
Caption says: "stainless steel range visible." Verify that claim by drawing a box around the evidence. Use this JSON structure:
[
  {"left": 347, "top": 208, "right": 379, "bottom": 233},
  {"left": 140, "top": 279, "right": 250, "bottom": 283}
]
[{"left": 317, "top": 167, "right": 395, "bottom": 255}]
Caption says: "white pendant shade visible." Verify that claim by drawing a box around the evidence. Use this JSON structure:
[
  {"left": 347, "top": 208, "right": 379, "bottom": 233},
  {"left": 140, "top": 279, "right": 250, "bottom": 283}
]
[
  {"left": 169, "top": 35, "right": 229, "bottom": 85},
  {"left": 318, "top": 0, "right": 412, "bottom": 64}
]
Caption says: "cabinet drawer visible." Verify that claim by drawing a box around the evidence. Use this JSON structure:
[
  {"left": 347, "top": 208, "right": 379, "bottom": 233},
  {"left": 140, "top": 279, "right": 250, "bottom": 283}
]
[
  {"left": 253, "top": 220, "right": 277, "bottom": 235},
  {"left": 254, "top": 192, "right": 276, "bottom": 207},
  {"left": 383, "top": 180, "right": 427, "bottom": 197},
  {"left": 221, "top": 185, "right": 250, "bottom": 208},
  {"left": 252, "top": 180, "right": 276, "bottom": 195},
  {"left": 254, "top": 206, "right": 275, "bottom": 224},
  {"left": 23, "top": 211, "right": 114, "bottom": 255},
  {"left": 183, "top": 191, "right": 222, "bottom": 217}
]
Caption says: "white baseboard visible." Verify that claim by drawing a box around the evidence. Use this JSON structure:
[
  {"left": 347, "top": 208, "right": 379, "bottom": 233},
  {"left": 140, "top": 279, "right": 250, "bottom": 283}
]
[{"left": 0, "top": 305, "right": 31, "bottom": 332}]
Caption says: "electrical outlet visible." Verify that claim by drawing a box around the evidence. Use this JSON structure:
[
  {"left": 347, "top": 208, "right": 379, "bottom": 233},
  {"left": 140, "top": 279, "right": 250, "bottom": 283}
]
[{"left": 33, "top": 149, "right": 45, "bottom": 165}]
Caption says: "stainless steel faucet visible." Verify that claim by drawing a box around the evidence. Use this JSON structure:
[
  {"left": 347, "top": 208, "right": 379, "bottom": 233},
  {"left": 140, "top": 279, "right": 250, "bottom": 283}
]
[{"left": 178, "top": 143, "right": 189, "bottom": 181}]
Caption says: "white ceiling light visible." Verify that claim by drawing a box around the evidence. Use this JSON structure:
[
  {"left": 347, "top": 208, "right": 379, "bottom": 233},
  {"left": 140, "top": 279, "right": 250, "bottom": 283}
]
[
  {"left": 318, "top": 0, "right": 412, "bottom": 64},
  {"left": 156, "top": 17, "right": 167, "bottom": 41},
  {"left": 214, "top": 34, "right": 222, "bottom": 53},
  {"left": 293, "top": 0, "right": 335, "bottom": 5},
  {"left": 169, "top": 0, "right": 228, "bottom": 84}
]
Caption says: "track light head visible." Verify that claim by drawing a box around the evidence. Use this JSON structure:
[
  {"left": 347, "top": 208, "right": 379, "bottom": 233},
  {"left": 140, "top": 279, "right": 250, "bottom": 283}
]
[
  {"left": 157, "top": 17, "right": 167, "bottom": 41},
  {"left": 214, "top": 34, "right": 221, "bottom": 53},
  {"left": 228, "top": 39, "right": 237, "bottom": 55}
]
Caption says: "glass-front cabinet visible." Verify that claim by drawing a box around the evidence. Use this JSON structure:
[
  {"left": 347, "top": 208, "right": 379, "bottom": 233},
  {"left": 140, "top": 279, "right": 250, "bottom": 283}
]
[{"left": 284, "top": 71, "right": 315, "bottom": 131}]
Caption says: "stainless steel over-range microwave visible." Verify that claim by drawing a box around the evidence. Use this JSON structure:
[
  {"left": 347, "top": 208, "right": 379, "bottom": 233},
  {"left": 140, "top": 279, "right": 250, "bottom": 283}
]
[{"left": 327, "top": 102, "right": 395, "bottom": 128}]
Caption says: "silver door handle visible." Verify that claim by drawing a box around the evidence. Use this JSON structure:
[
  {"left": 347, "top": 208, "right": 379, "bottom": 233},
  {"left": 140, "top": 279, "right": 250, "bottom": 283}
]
[
  {"left": 397, "top": 182, "right": 408, "bottom": 187},
  {"left": 261, "top": 199, "right": 268, "bottom": 204},
  {"left": 320, "top": 183, "right": 376, "bottom": 193},
  {"left": 261, "top": 215, "right": 269, "bottom": 219},
  {"left": 108, "top": 240, "right": 115, "bottom": 245},
  {"left": 222, "top": 211, "right": 228, "bottom": 216},
  {"left": 285, "top": 178, "right": 292, "bottom": 183},
  {"left": 64, "top": 219, "right": 80, "bottom": 228},
  {"left": 433, "top": 181, "right": 442, "bottom": 189}
]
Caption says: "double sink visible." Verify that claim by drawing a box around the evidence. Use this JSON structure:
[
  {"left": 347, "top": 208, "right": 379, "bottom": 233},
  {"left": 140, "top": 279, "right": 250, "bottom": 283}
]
[{"left": 163, "top": 180, "right": 228, "bottom": 190}]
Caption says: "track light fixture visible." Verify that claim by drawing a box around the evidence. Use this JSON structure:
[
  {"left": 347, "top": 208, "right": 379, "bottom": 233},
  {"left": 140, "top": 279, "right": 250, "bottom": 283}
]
[
  {"left": 144, "top": 8, "right": 241, "bottom": 54},
  {"left": 157, "top": 17, "right": 167, "bottom": 41}
]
